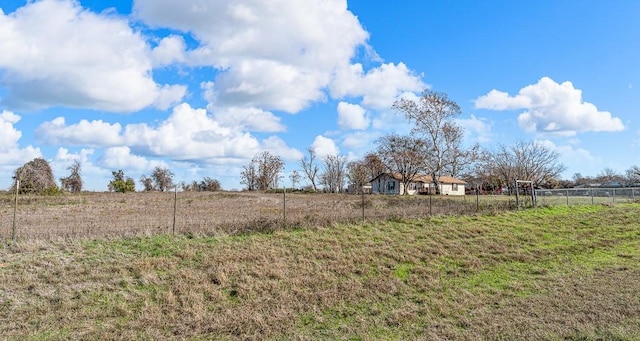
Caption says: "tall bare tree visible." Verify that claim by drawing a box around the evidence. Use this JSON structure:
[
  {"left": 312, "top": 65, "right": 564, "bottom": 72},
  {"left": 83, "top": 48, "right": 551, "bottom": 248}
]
[
  {"left": 363, "top": 153, "right": 386, "bottom": 182},
  {"left": 320, "top": 154, "right": 348, "bottom": 193},
  {"left": 241, "top": 151, "right": 284, "bottom": 191},
  {"left": 289, "top": 170, "right": 301, "bottom": 189},
  {"left": 300, "top": 147, "right": 320, "bottom": 192},
  {"left": 60, "top": 160, "right": 83, "bottom": 193},
  {"left": 479, "top": 141, "right": 565, "bottom": 193},
  {"left": 393, "top": 90, "right": 470, "bottom": 194},
  {"left": 151, "top": 167, "right": 175, "bottom": 191},
  {"left": 376, "top": 134, "right": 428, "bottom": 195},
  {"left": 346, "top": 159, "right": 369, "bottom": 193},
  {"left": 626, "top": 166, "right": 640, "bottom": 185}
]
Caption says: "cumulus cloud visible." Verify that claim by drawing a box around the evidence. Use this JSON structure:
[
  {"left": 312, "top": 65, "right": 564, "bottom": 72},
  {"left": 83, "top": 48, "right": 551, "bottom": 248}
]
[
  {"left": 456, "top": 115, "right": 494, "bottom": 144},
  {"left": 535, "top": 139, "right": 600, "bottom": 175},
  {"left": 134, "top": 0, "right": 369, "bottom": 113},
  {"left": 474, "top": 77, "right": 625, "bottom": 136},
  {"left": 0, "top": 0, "right": 185, "bottom": 112},
  {"left": 311, "top": 135, "right": 339, "bottom": 157},
  {"left": 330, "top": 62, "right": 425, "bottom": 110},
  {"left": 36, "top": 117, "right": 122, "bottom": 146},
  {"left": 99, "top": 146, "right": 162, "bottom": 170},
  {"left": 34, "top": 103, "right": 298, "bottom": 163},
  {"left": 337, "top": 102, "right": 369, "bottom": 130},
  {"left": 151, "top": 35, "right": 187, "bottom": 67},
  {"left": 0, "top": 110, "right": 42, "bottom": 172}
]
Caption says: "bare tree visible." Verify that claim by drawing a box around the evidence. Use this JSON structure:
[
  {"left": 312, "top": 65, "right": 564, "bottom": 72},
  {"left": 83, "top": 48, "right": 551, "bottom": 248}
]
[
  {"left": 60, "top": 160, "right": 83, "bottom": 193},
  {"left": 393, "top": 90, "right": 470, "bottom": 194},
  {"left": 626, "top": 166, "right": 640, "bottom": 185},
  {"left": 320, "top": 154, "right": 348, "bottom": 193},
  {"left": 376, "top": 134, "right": 428, "bottom": 195},
  {"left": 289, "top": 170, "right": 301, "bottom": 189},
  {"left": 363, "top": 153, "right": 386, "bottom": 182},
  {"left": 139, "top": 175, "right": 154, "bottom": 192},
  {"left": 241, "top": 151, "right": 284, "bottom": 190},
  {"left": 479, "top": 141, "right": 565, "bottom": 193},
  {"left": 300, "top": 147, "right": 320, "bottom": 192},
  {"left": 346, "top": 159, "right": 369, "bottom": 193}
]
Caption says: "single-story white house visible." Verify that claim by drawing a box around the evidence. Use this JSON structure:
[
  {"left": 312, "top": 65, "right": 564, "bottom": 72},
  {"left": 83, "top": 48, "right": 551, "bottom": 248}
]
[{"left": 370, "top": 173, "right": 466, "bottom": 196}]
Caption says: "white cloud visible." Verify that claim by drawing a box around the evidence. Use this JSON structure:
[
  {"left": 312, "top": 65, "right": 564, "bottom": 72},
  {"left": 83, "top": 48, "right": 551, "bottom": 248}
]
[
  {"left": 0, "top": 110, "right": 42, "bottom": 176},
  {"left": 36, "top": 117, "right": 122, "bottom": 146},
  {"left": 535, "top": 139, "right": 600, "bottom": 176},
  {"left": 456, "top": 115, "right": 494, "bottom": 143},
  {"left": 260, "top": 136, "right": 303, "bottom": 161},
  {"left": 330, "top": 62, "right": 425, "bottom": 110},
  {"left": 202, "top": 81, "right": 286, "bottom": 132},
  {"left": 474, "top": 77, "right": 625, "bottom": 136},
  {"left": 151, "top": 35, "right": 187, "bottom": 67},
  {"left": 337, "top": 102, "right": 369, "bottom": 130},
  {"left": 311, "top": 135, "right": 339, "bottom": 157},
  {"left": 32, "top": 103, "right": 299, "bottom": 164},
  {"left": 0, "top": 0, "right": 185, "bottom": 112},
  {"left": 342, "top": 131, "right": 377, "bottom": 150},
  {"left": 135, "top": 0, "right": 369, "bottom": 114},
  {"left": 99, "top": 146, "right": 161, "bottom": 171}
]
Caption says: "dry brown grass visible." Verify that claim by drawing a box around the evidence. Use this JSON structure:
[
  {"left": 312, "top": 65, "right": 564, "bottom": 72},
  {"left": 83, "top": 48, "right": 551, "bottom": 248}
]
[
  {"left": 0, "top": 203, "right": 639, "bottom": 339},
  {"left": 1, "top": 191, "right": 513, "bottom": 241}
]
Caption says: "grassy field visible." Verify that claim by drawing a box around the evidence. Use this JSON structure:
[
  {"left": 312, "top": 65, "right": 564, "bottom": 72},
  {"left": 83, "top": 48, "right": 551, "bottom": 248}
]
[
  {"left": 1, "top": 203, "right": 639, "bottom": 340},
  {"left": 1, "top": 191, "right": 520, "bottom": 241}
]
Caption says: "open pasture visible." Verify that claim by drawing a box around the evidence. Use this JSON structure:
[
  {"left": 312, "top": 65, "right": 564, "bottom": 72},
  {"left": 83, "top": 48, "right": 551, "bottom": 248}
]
[
  {"left": 1, "top": 203, "right": 639, "bottom": 339},
  {"left": 1, "top": 191, "right": 518, "bottom": 241}
]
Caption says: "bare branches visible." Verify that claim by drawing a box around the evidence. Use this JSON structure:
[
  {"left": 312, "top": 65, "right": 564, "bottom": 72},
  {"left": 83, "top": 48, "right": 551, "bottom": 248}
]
[
  {"left": 60, "top": 160, "right": 83, "bottom": 193},
  {"left": 300, "top": 147, "right": 320, "bottom": 192},
  {"left": 376, "top": 134, "right": 428, "bottom": 195},
  {"left": 392, "top": 90, "right": 467, "bottom": 194},
  {"left": 241, "top": 151, "right": 284, "bottom": 191}
]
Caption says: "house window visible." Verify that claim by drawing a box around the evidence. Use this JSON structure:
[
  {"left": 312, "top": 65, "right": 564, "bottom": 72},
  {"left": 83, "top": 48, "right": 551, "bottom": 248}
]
[
  {"left": 408, "top": 183, "right": 416, "bottom": 190},
  {"left": 387, "top": 181, "right": 395, "bottom": 191},
  {"left": 452, "top": 183, "right": 458, "bottom": 191}
]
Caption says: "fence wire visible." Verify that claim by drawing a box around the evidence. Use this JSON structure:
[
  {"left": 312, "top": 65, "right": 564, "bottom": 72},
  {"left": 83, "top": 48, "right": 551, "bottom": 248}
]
[{"left": 1, "top": 188, "right": 637, "bottom": 241}]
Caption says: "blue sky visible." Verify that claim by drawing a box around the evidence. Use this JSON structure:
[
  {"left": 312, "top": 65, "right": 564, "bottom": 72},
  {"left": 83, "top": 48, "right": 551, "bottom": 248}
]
[{"left": 0, "top": 0, "right": 638, "bottom": 191}]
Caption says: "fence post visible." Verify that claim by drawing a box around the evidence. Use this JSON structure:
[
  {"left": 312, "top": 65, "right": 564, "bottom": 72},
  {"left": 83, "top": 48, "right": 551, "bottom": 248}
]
[
  {"left": 361, "top": 187, "right": 365, "bottom": 221},
  {"left": 591, "top": 188, "right": 594, "bottom": 205},
  {"left": 612, "top": 188, "right": 616, "bottom": 203},
  {"left": 476, "top": 185, "right": 479, "bottom": 212},
  {"left": 633, "top": 188, "right": 635, "bottom": 202},
  {"left": 283, "top": 187, "right": 286, "bottom": 225},
  {"left": 172, "top": 185, "right": 177, "bottom": 235},
  {"left": 566, "top": 189, "right": 569, "bottom": 206},
  {"left": 12, "top": 180, "right": 19, "bottom": 242},
  {"left": 514, "top": 179, "right": 519, "bottom": 210},
  {"left": 429, "top": 191, "right": 432, "bottom": 216}
]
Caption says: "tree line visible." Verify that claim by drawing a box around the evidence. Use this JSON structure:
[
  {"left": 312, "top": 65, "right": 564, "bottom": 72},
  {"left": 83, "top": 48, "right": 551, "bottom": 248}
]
[
  {"left": 239, "top": 89, "right": 639, "bottom": 195},
  {"left": 8, "top": 160, "right": 222, "bottom": 194},
  {"left": 7, "top": 89, "right": 640, "bottom": 195}
]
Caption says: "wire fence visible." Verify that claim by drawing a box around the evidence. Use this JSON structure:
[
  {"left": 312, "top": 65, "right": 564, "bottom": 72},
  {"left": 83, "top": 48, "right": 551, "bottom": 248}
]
[
  {"left": 535, "top": 187, "right": 639, "bottom": 206},
  {"left": 1, "top": 188, "right": 638, "bottom": 242}
]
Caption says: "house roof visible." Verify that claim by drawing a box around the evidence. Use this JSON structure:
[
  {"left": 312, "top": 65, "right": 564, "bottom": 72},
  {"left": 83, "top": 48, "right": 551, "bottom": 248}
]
[{"left": 371, "top": 173, "right": 466, "bottom": 185}]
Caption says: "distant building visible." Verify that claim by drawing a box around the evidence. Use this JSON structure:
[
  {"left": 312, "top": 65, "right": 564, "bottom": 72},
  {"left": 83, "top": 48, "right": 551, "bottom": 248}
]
[{"left": 370, "top": 173, "right": 466, "bottom": 196}]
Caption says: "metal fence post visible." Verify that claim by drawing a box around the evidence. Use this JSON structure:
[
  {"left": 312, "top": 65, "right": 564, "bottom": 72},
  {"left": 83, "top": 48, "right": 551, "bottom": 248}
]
[
  {"left": 12, "top": 180, "right": 19, "bottom": 242},
  {"left": 361, "top": 187, "right": 365, "bottom": 221},
  {"left": 283, "top": 187, "right": 286, "bottom": 225},
  {"left": 566, "top": 189, "right": 569, "bottom": 206},
  {"left": 612, "top": 188, "right": 616, "bottom": 203},
  {"left": 172, "top": 185, "right": 177, "bottom": 235},
  {"left": 591, "top": 188, "right": 594, "bottom": 205}
]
